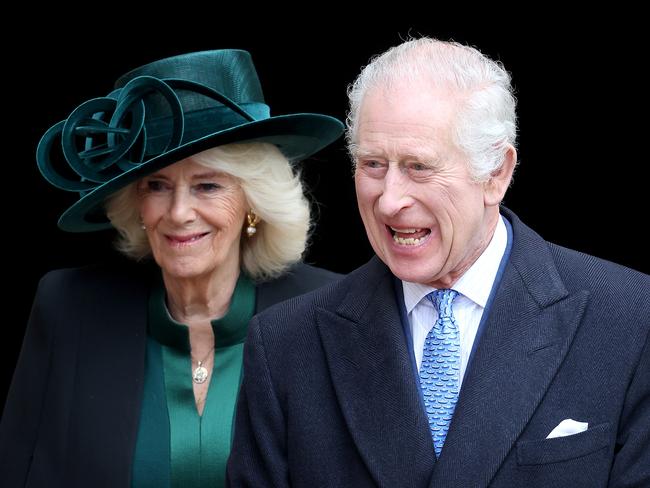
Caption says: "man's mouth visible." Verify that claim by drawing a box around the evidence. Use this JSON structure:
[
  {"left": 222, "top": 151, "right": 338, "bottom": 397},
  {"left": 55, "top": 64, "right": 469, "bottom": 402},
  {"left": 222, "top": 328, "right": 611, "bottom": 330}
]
[{"left": 389, "top": 226, "right": 431, "bottom": 245}]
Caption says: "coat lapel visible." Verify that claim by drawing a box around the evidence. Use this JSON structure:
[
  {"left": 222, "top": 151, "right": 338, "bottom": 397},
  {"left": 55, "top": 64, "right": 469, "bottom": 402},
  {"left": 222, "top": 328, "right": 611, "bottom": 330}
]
[
  {"left": 63, "top": 264, "right": 150, "bottom": 486},
  {"left": 428, "top": 210, "right": 590, "bottom": 487},
  {"left": 316, "top": 257, "right": 436, "bottom": 488}
]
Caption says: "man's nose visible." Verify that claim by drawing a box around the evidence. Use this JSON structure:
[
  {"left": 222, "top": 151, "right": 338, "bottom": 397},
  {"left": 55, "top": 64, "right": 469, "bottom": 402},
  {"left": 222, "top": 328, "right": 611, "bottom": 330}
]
[{"left": 377, "top": 166, "right": 413, "bottom": 217}]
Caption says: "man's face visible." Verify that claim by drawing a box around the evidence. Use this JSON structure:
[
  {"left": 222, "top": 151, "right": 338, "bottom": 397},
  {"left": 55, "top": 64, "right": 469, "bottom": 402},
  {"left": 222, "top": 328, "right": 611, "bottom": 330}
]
[{"left": 353, "top": 80, "right": 501, "bottom": 288}]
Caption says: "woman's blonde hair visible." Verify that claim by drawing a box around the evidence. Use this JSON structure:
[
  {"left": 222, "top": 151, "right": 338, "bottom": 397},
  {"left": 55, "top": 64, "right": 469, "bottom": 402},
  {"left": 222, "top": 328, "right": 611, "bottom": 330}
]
[{"left": 105, "top": 142, "right": 311, "bottom": 281}]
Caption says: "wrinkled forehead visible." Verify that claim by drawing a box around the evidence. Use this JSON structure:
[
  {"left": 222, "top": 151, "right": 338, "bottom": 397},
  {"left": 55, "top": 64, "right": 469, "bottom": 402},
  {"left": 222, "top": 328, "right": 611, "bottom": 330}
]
[
  {"left": 361, "top": 78, "right": 463, "bottom": 114},
  {"left": 358, "top": 84, "right": 458, "bottom": 137}
]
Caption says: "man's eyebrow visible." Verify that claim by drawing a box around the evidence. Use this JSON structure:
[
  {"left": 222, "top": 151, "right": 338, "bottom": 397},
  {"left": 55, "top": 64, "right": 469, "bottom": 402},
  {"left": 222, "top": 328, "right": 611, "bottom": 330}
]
[
  {"left": 352, "top": 148, "right": 384, "bottom": 158},
  {"left": 354, "top": 148, "right": 441, "bottom": 163}
]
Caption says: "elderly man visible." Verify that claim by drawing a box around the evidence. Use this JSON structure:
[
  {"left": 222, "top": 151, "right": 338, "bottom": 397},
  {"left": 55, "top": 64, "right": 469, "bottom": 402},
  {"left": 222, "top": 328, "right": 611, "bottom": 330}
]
[{"left": 227, "top": 38, "right": 649, "bottom": 487}]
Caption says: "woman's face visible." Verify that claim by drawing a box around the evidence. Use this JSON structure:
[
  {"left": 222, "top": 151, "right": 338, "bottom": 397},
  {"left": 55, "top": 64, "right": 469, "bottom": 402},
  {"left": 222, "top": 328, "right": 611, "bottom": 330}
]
[{"left": 138, "top": 157, "right": 247, "bottom": 281}]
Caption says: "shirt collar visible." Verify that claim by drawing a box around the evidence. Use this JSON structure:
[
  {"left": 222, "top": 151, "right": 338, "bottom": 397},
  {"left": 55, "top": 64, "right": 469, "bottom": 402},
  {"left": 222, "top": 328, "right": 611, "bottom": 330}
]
[{"left": 402, "top": 216, "right": 508, "bottom": 312}]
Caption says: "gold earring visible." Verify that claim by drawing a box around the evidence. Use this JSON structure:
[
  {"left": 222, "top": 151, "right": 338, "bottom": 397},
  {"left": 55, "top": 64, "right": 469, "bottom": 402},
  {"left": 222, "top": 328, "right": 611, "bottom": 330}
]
[{"left": 246, "top": 210, "right": 260, "bottom": 238}]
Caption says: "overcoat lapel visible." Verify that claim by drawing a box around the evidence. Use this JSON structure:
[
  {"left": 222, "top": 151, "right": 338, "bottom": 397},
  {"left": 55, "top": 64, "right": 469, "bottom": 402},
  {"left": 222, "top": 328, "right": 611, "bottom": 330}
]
[
  {"left": 63, "top": 265, "right": 150, "bottom": 486},
  {"left": 428, "top": 211, "right": 590, "bottom": 487},
  {"left": 316, "top": 258, "right": 436, "bottom": 487}
]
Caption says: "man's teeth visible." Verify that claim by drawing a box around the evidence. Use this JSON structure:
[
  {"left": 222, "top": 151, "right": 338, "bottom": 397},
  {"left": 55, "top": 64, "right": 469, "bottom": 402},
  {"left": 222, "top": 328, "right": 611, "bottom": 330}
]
[
  {"left": 393, "top": 235, "right": 425, "bottom": 245},
  {"left": 390, "top": 227, "right": 426, "bottom": 245},
  {"left": 390, "top": 227, "right": 419, "bottom": 234}
]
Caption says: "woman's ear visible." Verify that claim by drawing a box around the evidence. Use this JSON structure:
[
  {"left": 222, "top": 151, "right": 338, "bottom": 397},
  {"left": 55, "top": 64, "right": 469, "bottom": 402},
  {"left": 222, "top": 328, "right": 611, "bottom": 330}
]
[{"left": 484, "top": 145, "right": 517, "bottom": 207}]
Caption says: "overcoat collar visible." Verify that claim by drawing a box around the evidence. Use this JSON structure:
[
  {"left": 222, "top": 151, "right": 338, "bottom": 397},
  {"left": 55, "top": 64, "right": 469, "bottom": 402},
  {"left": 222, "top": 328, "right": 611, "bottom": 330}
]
[{"left": 316, "top": 209, "right": 589, "bottom": 487}]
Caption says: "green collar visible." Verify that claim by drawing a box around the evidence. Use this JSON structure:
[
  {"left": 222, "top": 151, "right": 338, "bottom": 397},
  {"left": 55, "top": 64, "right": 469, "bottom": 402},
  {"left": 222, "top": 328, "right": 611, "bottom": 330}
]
[{"left": 148, "top": 271, "right": 255, "bottom": 351}]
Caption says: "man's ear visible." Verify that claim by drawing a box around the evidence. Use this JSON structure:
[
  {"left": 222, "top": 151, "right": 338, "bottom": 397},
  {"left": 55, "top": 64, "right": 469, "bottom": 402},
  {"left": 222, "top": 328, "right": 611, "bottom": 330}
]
[{"left": 484, "top": 145, "right": 517, "bottom": 207}]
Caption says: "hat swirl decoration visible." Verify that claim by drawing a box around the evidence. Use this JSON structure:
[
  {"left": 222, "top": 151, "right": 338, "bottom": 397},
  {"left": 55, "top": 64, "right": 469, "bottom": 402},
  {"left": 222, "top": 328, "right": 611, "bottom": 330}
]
[{"left": 36, "top": 50, "right": 344, "bottom": 232}]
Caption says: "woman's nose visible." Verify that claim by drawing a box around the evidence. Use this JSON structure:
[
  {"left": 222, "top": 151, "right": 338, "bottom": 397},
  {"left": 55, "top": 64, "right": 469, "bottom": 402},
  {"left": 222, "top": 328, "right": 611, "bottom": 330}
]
[{"left": 167, "top": 188, "right": 197, "bottom": 225}]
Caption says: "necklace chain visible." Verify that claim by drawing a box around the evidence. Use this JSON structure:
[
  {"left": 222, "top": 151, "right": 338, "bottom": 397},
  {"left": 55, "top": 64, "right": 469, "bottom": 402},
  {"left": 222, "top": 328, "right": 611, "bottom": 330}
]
[
  {"left": 191, "top": 346, "right": 215, "bottom": 365},
  {"left": 191, "top": 346, "right": 215, "bottom": 384}
]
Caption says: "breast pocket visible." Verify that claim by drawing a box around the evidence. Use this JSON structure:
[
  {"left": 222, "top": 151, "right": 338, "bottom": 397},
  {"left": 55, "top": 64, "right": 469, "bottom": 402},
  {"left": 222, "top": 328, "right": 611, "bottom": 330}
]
[{"left": 516, "top": 422, "right": 611, "bottom": 465}]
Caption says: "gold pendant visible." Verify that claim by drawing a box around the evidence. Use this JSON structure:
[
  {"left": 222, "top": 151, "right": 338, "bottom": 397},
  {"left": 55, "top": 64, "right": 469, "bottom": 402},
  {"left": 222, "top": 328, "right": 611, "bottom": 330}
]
[{"left": 192, "top": 361, "right": 208, "bottom": 384}]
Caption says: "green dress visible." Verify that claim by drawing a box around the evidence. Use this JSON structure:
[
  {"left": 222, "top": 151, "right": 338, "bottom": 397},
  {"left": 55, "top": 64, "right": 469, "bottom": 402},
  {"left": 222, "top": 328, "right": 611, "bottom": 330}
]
[{"left": 131, "top": 272, "right": 255, "bottom": 488}]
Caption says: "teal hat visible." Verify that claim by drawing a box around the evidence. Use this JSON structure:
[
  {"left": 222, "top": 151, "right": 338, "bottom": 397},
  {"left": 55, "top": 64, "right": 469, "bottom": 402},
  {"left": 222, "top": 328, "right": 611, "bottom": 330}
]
[{"left": 37, "top": 49, "right": 344, "bottom": 232}]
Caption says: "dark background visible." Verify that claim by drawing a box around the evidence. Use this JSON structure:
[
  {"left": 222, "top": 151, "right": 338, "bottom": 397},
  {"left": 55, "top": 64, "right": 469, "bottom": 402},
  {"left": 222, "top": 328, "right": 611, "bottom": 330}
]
[{"left": 2, "top": 14, "right": 648, "bottom": 414}]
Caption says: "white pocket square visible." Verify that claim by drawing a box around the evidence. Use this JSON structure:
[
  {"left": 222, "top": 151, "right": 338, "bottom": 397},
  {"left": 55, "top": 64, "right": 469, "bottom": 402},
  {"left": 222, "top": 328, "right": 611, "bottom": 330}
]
[{"left": 546, "top": 419, "right": 589, "bottom": 439}]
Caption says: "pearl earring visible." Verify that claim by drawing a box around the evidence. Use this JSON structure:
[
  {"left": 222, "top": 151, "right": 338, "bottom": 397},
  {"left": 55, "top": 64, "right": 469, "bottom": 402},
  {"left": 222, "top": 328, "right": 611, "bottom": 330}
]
[{"left": 246, "top": 210, "right": 260, "bottom": 238}]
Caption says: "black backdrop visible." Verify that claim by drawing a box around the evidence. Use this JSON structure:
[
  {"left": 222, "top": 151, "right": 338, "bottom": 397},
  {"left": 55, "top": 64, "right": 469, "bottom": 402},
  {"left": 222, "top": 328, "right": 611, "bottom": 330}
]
[{"left": 2, "top": 14, "right": 648, "bottom": 413}]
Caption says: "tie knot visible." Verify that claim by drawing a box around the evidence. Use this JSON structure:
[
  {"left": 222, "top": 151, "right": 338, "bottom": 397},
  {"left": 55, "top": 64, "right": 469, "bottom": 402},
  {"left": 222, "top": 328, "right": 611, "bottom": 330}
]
[{"left": 428, "top": 289, "right": 458, "bottom": 318}]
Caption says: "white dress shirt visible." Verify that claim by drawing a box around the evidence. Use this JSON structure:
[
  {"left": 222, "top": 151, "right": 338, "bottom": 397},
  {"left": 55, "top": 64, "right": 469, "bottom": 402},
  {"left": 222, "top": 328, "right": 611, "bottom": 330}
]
[{"left": 402, "top": 217, "right": 507, "bottom": 387}]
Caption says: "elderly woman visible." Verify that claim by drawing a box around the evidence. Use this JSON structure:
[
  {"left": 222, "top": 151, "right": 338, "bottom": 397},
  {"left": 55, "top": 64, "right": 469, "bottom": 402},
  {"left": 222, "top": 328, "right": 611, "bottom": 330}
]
[{"left": 0, "top": 50, "right": 343, "bottom": 487}]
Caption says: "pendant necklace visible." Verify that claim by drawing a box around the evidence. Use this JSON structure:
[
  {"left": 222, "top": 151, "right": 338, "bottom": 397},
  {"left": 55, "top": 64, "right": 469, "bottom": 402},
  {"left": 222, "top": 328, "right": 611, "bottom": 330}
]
[{"left": 191, "top": 346, "right": 215, "bottom": 384}]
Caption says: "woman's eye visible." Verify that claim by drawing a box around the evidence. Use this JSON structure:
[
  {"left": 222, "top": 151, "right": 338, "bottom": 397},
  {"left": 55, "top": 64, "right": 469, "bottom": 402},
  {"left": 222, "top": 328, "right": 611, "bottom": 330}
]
[
  {"left": 146, "top": 180, "right": 167, "bottom": 192},
  {"left": 196, "top": 183, "right": 221, "bottom": 192}
]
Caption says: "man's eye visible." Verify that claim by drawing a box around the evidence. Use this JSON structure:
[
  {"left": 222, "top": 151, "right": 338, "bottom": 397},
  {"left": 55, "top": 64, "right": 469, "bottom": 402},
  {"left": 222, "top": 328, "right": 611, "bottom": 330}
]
[{"left": 363, "top": 160, "right": 383, "bottom": 168}]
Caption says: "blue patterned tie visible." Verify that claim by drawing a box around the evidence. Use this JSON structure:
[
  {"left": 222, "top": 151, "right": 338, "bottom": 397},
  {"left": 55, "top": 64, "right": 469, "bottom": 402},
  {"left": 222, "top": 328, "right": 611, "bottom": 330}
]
[{"left": 419, "top": 289, "right": 460, "bottom": 457}]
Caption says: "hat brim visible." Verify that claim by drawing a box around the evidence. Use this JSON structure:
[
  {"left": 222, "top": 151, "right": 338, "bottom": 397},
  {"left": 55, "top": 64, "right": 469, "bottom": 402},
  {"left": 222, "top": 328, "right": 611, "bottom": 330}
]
[{"left": 57, "top": 113, "right": 344, "bottom": 232}]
